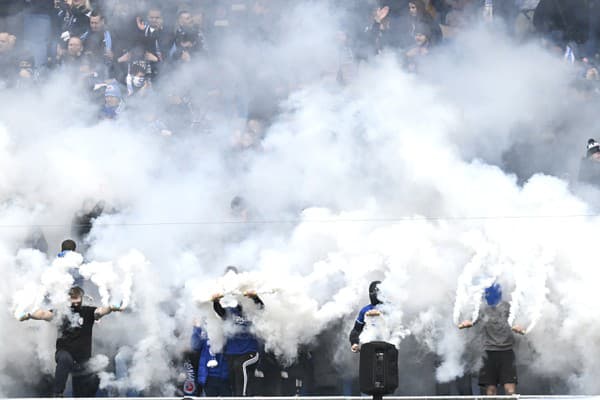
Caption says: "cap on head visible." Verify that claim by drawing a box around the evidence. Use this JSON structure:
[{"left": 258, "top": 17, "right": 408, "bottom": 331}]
[{"left": 484, "top": 283, "right": 502, "bottom": 306}]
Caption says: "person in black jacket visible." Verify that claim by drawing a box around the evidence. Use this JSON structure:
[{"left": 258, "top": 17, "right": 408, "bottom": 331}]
[
  {"left": 211, "top": 266, "right": 264, "bottom": 396},
  {"left": 349, "top": 280, "right": 382, "bottom": 352}
]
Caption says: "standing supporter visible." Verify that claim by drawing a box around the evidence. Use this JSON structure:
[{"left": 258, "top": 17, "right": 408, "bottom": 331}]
[
  {"left": 348, "top": 281, "right": 383, "bottom": 352},
  {"left": 406, "top": 0, "right": 443, "bottom": 46},
  {"left": 458, "top": 283, "right": 526, "bottom": 395},
  {"left": 211, "top": 269, "right": 263, "bottom": 396},
  {"left": 56, "top": 0, "right": 93, "bottom": 43},
  {"left": 19, "top": 286, "right": 124, "bottom": 397},
  {"left": 80, "top": 10, "right": 113, "bottom": 72}
]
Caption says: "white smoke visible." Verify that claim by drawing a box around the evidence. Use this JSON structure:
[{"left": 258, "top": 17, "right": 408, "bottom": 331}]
[{"left": 2, "top": 1, "right": 600, "bottom": 396}]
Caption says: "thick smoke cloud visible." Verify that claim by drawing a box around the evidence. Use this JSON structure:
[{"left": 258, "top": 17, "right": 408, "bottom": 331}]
[{"left": 1, "top": 0, "right": 600, "bottom": 396}]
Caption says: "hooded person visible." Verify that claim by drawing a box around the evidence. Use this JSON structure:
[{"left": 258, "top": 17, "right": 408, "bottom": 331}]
[
  {"left": 578, "top": 138, "right": 600, "bottom": 185},
  {"left": 19, "top": 286, "right": 124, "bottom": 397},
  {"left": 458, "top": 282, "right": 527, "bottom": 396},
  {"left": 210, "top": 266, "right": 264, "bottom": 396},
  {"left": 348, "top": 280, "right": 383, "bottom": 352}
]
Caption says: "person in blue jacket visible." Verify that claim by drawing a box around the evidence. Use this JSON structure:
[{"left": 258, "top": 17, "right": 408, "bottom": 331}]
[
  {"left": 211, "top": 283, "right": 264, "bottom": 396},
  {"left": 190, "top": 325, "right": 230, "bottom": 396},
  {"left": 348, "top": 280, "right": 383, "bottom": 352}
]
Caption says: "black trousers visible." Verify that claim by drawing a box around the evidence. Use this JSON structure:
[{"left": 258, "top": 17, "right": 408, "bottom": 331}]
[
  {"left": 226, "top": 352, "right": 260, "bottom": 396},
  {"left": 54, "top": 350, "right": 99, "bottom": 397}
]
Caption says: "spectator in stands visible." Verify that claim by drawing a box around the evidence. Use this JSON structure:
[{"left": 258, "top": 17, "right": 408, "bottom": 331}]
[
  {"left": 58, "top": 36, "right": 85, "bottom": 67},
  {"left": 169, "top": 31, "right": 201, "bottom": 63},
  {"left": 15, "top": 53, "right": 37, "bottom": 88},
  {"left": 578, "top": 138, "right": 600, "bottom": 185},
  {"left": 0, "top": 31, "right": 18, "bottom": 88},
  {"left": 231, "top": 114, "right": 267, "bottom": 151},
  {"left": 405, "top": 23, "right": 433, "bottom": 72},
  {"left": 80, "top": 11, "right": 113, "bottom": 68},
  {"left": 365, "top": 3, "right": 407, "bottom": 54},
  {"left": 173, "top": 10, "right": 204, "bottom": 53},
  {"left": 126, "top": 60, "right": 151, "bottom": 97},
  {"left": 100, "top": 80, "right": 124, "bottom": 120},
  {"left": 144, "top": 7, "right": 171, "bottom": 60},
  {"left": 407, "top": 0, "right": 443, "bottom": 46},
  {"left": 533, "top": 0, "right": 590, "bottom": 47},
  {"left": 56, "top": 0, "right": 93, "bottom": 44}
]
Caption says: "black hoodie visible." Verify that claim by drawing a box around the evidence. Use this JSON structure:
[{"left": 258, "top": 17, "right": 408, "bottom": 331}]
[{"left": 349, "top": 281, "right": 382, "bottom": 345}]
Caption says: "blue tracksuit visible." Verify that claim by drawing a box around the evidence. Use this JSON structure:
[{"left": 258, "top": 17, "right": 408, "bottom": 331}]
[
  {"left": 213, "top": 299, "right": 263, "bottom": 355},
  {"left": 191, "top": 327, "right": 228, "bottom": 385}
]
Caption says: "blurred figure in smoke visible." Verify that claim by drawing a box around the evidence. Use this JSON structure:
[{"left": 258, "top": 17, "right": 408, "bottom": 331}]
[
  {"left": 231, "top": 114, "right": 267, "bottom": 151},
  {"left": 0, "top": 31, "right": 19, "bottom": 88},
  {"left": 406, "top": 0, "right": 443, "bottom": 46},
  {"left": 24, "top": 227, "right": 49, "bottom": 254},
  {"left": 55, "top": 0, "right": 93, "bottom": 44},
  {"left": 71, "top": 200, "right": 107, "bottom": 254},
  {"left": 349, "top": 280, "right": 383, "bottom": 352},
  {"left": 578, "top": 138, "right": 600, "bottom": 185},
  {"left": 19, "top": 286, "right": 124, "bottom": 397},
  {"left": 100, "top": 79, "right": 124, "bottom": 119},
  {"left": 211, "top": 266, "right": 264, "bottom": 396},
  {"left": 58, "top": 36, "right": 85, "bottom": 68},
  {"left": 405, "top": 23, "right": 433, "bottom": 72},
  {"left": 169, "top": 30, "right": 202, "bottom": 64},
  {"left": 80, "top": 10, "right": 113, "bottom": 76},
  {"left": 458, "top": 283, "right": 526, "bottom": 395},
  {"left": 190, "top": 323, "right": 230, "bottom": 396},
  {"left": 533, "top": 0, "right": 589, "bottom": 48},
  {"left": 365, "top": 2, "right": 407, "bottom": 55},
  {"left": 230, "top": 196, "right": 249, "bottom": 221}
]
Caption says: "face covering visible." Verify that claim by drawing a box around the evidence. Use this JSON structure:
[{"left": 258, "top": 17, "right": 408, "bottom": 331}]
[
  {"left": 369, "top": 280, "right": 382, "bottom": 306},
  {"left": 133, "top": 76, "right": 145, "bottom": 87},
  {"left": 71, "top": 302, "right": 82, "bottom": 313}
]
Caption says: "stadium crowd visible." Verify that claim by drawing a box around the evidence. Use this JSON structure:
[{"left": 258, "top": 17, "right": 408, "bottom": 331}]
[{"left": 4, "top": 0, "right": 600, "bottom": 397}]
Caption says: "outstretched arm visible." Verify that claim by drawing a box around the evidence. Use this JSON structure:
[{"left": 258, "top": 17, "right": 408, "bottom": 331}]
[
  {"left": 20, "top": 309, "right": 54, "bottom": 322},
  {"left": 95, "top": 304, "right": 124, "bottom": 320}
]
